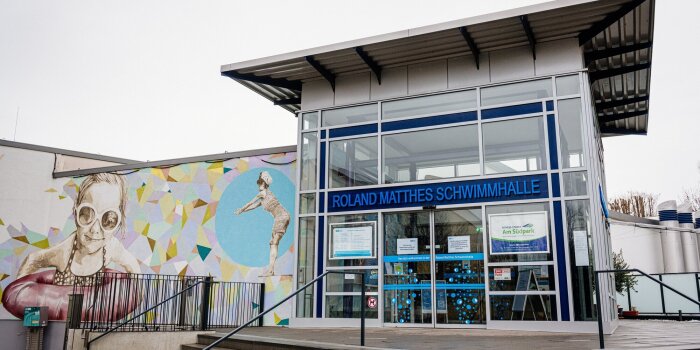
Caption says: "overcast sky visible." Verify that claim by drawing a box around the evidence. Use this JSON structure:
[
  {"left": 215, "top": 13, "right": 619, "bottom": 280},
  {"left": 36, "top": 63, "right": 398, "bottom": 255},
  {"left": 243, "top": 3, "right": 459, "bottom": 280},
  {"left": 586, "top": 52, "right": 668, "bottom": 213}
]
[{"left": 0, "top": 0, "right": 698, "bottom": 202}]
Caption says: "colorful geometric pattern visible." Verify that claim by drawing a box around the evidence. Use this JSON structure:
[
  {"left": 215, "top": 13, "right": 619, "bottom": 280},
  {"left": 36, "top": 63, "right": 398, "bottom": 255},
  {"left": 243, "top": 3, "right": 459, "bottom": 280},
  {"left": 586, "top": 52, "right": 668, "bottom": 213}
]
[{"left": 0, "top": 152, "right": 296, "bottom": 324}]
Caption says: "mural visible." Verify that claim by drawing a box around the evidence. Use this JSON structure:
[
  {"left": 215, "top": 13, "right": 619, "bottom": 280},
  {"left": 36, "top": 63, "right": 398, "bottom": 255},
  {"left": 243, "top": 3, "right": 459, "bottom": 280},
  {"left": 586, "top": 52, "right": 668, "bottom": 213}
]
[{"left": 0, "top": 152, "right": 296, "bottom": 325}]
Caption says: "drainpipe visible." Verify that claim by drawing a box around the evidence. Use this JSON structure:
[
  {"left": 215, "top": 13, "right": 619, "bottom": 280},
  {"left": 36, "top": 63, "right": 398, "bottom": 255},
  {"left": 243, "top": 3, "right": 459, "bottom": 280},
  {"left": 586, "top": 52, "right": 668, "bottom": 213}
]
[
  {"left": 678, "top": 203, "right": 699, "bottom": 272},
  {"left": 658, "top": 200, "right": 684, "bottom": 273}
]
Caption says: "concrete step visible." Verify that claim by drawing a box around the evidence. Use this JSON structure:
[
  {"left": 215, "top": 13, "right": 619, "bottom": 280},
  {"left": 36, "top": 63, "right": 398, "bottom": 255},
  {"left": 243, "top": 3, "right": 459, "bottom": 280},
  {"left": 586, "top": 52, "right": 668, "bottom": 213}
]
[{"left": 182, "top": 333, "right": 399, "bottom": 350}]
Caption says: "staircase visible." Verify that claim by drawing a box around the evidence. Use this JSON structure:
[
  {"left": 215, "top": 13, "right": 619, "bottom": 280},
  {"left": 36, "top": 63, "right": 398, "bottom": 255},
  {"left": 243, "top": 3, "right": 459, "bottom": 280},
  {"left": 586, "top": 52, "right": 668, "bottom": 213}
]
[{"left": 182, "top": 332, "right": 390, "bottom": 350}]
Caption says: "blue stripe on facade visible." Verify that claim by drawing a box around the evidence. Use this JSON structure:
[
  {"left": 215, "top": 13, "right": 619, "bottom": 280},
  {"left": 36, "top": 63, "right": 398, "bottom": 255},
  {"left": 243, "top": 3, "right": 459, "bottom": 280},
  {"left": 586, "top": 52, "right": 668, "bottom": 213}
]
[
  {"left": 327, "top": 174, "right": 548, "bottom": 213},
  {"left": 381, "top": 111, "right": 477, "bottom": 132},
  {"left": 328, "top": 123, "right": 378, "bottom": 138},
  {"left": 678, "top": 213, "right": 693, "bottom": 224},
  {"left": 316, "top": 216, "right": 325, "bottom": 318},
  {"left": 319, "top": 192, "right": 325, "bottom": 213},
  {"left": 547, "top": 114, "right": 559, "bottom": 170},
  {"left": 320, "top": 130, "right": 326, "bottom": 139},
  {"left": 551, "top": 173, "right": 561, "bottom": 198},
  {"left": 383, "top": 283, "right": 485, "bottom": 290},
  {"left": 481, "top": 102, "right": 543, "bottom": 119},
  {"left": 695, "top": 218, "right": 700, "bottom": 229},
  {"left": 553, "top": 201, "right": 570, "bottom": 321},
  {"left": 383, "top": 253, "right": 484, "bottom": 263},
  {"left": 546, "top": 100, "right": 554, "bottom": 112},
  {"left": 319, "top": 142, "right": 326, "bottom": 190}
]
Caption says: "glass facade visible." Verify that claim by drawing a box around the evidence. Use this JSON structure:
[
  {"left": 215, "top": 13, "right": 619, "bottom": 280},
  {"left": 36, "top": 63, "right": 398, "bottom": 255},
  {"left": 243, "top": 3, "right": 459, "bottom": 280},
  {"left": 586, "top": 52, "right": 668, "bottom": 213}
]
[{"left": 295, "top": 73, "right": 604, "bottom": 327}]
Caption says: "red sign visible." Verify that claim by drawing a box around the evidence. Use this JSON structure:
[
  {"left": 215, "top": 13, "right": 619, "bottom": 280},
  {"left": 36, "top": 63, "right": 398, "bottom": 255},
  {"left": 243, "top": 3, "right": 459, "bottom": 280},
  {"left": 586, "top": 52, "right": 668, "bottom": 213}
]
[{"left": 367, "top": 296, "right": 377, "bottom": 309}]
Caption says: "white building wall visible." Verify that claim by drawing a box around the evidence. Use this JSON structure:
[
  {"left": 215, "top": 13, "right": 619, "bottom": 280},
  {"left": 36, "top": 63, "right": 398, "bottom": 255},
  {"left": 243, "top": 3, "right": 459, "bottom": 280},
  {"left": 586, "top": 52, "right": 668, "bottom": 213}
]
[
  {"left": 610, "top": 222, "right": 665, "bottom": 274},
  {"left": 301, "top": 38, "right": 582, "bottom": 111}
]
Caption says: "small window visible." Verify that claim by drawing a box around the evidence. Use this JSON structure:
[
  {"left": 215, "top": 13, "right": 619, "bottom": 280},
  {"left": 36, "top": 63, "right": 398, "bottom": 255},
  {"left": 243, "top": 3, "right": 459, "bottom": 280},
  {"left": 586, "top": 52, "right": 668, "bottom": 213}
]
[
  {"left": 556, "top": 75, "right": 580, "bottom": 96},
  {"left": 563, "top": 171, "right": 587, "bottom": 197},
  {"left": 481, "top": 79, "right": 553, "bottom": 107},
  {"left": 382, "top": 90, "right": 477, "bottom": 120},
  {"left": 482, "top": 117, "right": 546, "bottom": 174},
  {"left": 301, "top": 112, "right": 319, "bottom": 130},
  {"left": 322, "top": 104, "right": 377, "bottom": 127},
  {"left": 558, "top": 98, "right": 584, "bottom": 168},
  {"left": 299, "top": 193, "right": 316, "bottom": 214},
  {"left": 329, "top": 137, "right": 378, "bottom": 188},
  {"left": 300, "top": 133, "right": 318, "bottom": 191}
]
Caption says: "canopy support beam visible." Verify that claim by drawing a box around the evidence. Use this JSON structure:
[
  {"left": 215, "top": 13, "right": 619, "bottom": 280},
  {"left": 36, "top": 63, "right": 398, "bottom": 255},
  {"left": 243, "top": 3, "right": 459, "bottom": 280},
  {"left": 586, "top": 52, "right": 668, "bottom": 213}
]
[
  {"left": 355, "top": 47, "right": 382, "bottom": 84},
  {"left": 306, "top": 56, "right": 336, "bottom": 92},
  {"left": 221, "top": 71, "right": 301, "bottom": 92},
  {"left": 578, "top": 0, "right": 646, "bottom": 45},
  {"left": 519, "top": 15, "right": 536, "bottom": 60},
  {"left": 458, "top": 27, "right": 481, "bottom": 69}
]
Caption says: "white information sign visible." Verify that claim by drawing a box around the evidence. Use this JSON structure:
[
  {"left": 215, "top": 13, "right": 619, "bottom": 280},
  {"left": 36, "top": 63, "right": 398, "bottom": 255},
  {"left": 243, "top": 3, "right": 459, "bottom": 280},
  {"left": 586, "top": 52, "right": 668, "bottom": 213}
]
[
  {"left": 330, "top": 223, "right": 375, "bottom": 260},
  {"left": 396, "top": 238, "right": 418, "bottom": 255},
  {"left": 573, "top": 230, "right": 590, "bottom": 266},
  {"left": 447, "top": 236, "right": 471, "bottom": 253},
  {"left": 489, "top": 211, "right": 549, "bottom": 255}
]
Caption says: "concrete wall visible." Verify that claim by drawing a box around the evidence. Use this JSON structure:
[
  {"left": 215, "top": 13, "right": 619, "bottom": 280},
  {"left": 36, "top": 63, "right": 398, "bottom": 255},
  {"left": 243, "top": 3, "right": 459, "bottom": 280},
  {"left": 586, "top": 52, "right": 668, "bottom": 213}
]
[
  {"left": 0, "top": 319, "right": 66, "bottom": 350},
  {"left": 301, "top": 38, "right": 583, "bottom": 110},
  {"left": 610, "top": 221, "right": 665, "bottom": 274},
  {"left": 65, "top": 329, "right": 214, "bottom": 350}
]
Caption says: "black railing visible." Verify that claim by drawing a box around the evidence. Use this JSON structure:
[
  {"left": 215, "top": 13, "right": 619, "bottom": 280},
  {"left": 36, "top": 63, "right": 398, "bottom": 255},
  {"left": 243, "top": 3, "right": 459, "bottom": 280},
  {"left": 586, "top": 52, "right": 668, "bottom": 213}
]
[
  {"left": 594, "top": 269, "right": 700, "bottom": 349},
  {"left": 68, "top": 272, "right": 263, "bottom": 348},
  {"left": 617, "top": 271, "right": 700, "bottom": 318},
  {"left": 203, "top": 270, "right": 367, "bottom": 350}
]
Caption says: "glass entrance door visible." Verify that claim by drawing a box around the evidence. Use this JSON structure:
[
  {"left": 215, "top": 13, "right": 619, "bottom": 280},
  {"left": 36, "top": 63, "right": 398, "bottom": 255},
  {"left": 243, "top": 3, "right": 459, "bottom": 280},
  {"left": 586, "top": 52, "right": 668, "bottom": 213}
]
[{"left": 383, "top": 208, "right": 485, "bottom": 326}]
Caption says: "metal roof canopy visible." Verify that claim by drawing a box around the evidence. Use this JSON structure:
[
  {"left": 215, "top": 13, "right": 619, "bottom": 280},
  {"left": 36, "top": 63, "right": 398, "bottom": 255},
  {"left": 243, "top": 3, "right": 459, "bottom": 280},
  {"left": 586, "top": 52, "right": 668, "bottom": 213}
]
[{"left": 221, "top": 0, "right": 654, "bottom": 136}]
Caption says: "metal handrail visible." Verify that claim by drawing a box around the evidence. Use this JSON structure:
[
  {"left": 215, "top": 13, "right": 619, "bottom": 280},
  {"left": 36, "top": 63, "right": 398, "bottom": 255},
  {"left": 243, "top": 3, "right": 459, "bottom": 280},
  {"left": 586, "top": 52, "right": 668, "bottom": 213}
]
[
  {"left": 594, "top": 268, "right": 700, "bottom": 349},
  {"left": 203, "top": 270, "right": 368, "bottom": 350},
  {"left": 86, "top": 279, "right": 210, "bottom": 349}
]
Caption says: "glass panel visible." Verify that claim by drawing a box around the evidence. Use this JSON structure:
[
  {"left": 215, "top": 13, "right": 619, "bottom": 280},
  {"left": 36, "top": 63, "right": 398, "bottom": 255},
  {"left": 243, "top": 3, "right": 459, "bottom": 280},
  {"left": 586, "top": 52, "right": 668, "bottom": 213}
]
[
  {"left": 481, "top": 79, "right": 553, "bottom": 107},
  {"left": 486, "top": 202, "right": 552, "bottom": 263},
  {"left": 327, "top": 213, "right": 379, "bottom": 268},
  {"left": 299, "top": 193, "right": 315, "bottom": 214},
  {"left": 482, "top": 117, "right": 546, "bottom": 174},
  {"left": 433, "top": 209, "right": 486, "bottom": 325},
  {"left": 329, "top": 137, "right": 378, "bottom": 188},
  {"left": 566, "top": 200, "right": 595, "bottom": 320},
  {"left": 322, "top": 104, "right": 377, "bottom": 126},
  {"left": 326, "top": 295, "right": 379, "bottom": 319},
  {"left": 383, "top": 125, "right": 480, "bottom": 183},
  {"left": 302, "top": 112, "right": 319, "bottom": 130},
  {"left": 556, "top": 75, "right": 580, "bottom": 96},
  {"left": 489, "top": 295, "right": 557, "bottom": 321},
  {"left": 488, "top": 265, "right": 555, "bottom": 292},
  {"left": 296, "top": 217, "right": 315, "bottom": 318},
  {"left": 662, "top": 274, "right": 700, "bottom": 313},
  {"left": 628, "top": 275, "right": 663, "bottom": 313},
  {"left": 300, "top": 133, "right": 317, "bottom": 191},
  {"left": 563, "top": 171, "right": 587, "bottom": 197},
  {"left": 383, "top": 211, "right": 432, "bottom": 324},
  {"left": 558, "top": 98, "right": 584, "bottom": 168},
  {"left": 382, "top": 90, "right": 477, "bottom": 120}
]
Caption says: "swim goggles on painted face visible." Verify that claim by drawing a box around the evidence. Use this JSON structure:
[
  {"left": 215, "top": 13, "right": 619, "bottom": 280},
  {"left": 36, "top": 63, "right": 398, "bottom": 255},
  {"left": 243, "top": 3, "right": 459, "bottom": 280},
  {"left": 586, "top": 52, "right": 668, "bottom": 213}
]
[{"left": 76, "top": 203, "right": 121, "bottom": 233}]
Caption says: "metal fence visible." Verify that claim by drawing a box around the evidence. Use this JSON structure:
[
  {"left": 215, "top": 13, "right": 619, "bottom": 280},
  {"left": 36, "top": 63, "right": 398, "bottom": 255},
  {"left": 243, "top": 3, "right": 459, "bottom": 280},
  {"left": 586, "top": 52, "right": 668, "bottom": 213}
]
[{"left": 70, "top": 272, "right": 264, "bottom": 332}]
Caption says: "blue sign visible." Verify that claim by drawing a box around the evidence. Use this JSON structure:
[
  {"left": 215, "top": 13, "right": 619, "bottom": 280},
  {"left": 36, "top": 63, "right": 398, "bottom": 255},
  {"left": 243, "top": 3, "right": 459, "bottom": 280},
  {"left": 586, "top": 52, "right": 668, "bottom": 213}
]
[{"left": 327, "top": 174, "right": 548, "bottom": 212}]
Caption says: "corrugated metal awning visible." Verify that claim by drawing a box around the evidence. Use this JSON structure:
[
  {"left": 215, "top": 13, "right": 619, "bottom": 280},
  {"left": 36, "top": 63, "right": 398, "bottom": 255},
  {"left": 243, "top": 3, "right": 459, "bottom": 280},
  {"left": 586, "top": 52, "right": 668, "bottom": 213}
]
[{"left": 221, "top": 0, "right": 654, "bottom": 136}]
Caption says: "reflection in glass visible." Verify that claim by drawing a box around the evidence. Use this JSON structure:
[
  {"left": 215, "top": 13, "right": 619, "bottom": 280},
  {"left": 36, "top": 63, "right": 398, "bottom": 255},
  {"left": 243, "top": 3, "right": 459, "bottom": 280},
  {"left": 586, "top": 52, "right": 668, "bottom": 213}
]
[
  {"left": 302, "top": 112, "right": 319, "bottom": 130},
  {"left": 433, "top": 209, "right": 485, "bottom": 325},
  {"left": 488, "top": 265, "right": 555, "bottom": 292},
  {"left": 383, "top": 212, "right": 432, "bottom": 324},
  {"left": 383, "top": 126, "right": 480, "bottom": 183},
  {"left": 329, "top": 137, "right": 378, "bottom": 188},
  {"left": 300, "top": 133, "right": 317, "bottom": 191},
  {"left": 296, "top": 217, "right": 315, "bottom": 317},
  {"left": 563, "top": 171, "right": 588, "bottom": 196},
  {"left": 482, "top": 117, "right": 546, "bottom": 174},
  {"left": 299, "top": 193, "right": 315, "bottom": 214},
  {"left": 481, "top": 79, "right": 553, "bottom": 107},
  {"left": 558, "top": 98, "right": 584, "bottom": 168},
  {"left": 566, "top": 200, "right": 596, "bottom": 321},
  {"left": 489, "top": 295, "right": 557, "bottom": 321},
  {"left": 382, "top": 90, "right": 477, "bottom": 120},
  {"left": 322, "top": 104, "right": 377, "bottom": 126}
]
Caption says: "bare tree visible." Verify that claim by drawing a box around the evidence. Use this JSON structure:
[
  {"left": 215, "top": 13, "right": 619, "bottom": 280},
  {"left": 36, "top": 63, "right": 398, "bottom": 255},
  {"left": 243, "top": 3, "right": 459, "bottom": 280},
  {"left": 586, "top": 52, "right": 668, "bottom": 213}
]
[
  {"left": 609, "top": 191, "right": 659, "bottom": 217},
  {"left": 679, "top": 186, "right": 700, "bottom": 212}
]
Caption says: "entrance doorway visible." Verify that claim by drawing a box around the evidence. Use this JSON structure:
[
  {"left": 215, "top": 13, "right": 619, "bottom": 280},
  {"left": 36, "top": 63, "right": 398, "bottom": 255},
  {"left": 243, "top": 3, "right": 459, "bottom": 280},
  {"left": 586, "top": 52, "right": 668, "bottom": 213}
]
[{"left": 383, "top": 208, "right": 486, "bottom": 326}]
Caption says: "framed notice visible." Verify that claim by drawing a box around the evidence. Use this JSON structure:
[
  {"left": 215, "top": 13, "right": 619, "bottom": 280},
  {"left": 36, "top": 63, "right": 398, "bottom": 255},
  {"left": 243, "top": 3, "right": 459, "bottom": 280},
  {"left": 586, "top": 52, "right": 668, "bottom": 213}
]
[
  {"left": 329, "top": 222, "right": 376, "bottom": 260},
  {"left": 396, "top": 238, "right": 418, "bottom": 255},
  {"left": 447, "top": 236, "right": 470, "bottom": 253},
  {"left": 489, "top": 211, "right": 549, "bottom": 255},
  {"left": 573, "top": 230, "right": 590, "bottom": 266}
]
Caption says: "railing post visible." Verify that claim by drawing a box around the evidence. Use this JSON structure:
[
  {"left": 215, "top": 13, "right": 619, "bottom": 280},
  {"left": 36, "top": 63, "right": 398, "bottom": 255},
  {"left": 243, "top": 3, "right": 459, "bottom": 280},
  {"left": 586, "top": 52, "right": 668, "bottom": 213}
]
[
  {"left": 360, "top": 272, "right": 366, "bottom": 347},
  {"left": 258, "top": 282, "right": 265, "bottom": 327},
  {"left": 594, "top": 272, "right": 605, "bottom": 349},
  {"left": 200, "top": 276, "right": 213, "bottom": 330}
]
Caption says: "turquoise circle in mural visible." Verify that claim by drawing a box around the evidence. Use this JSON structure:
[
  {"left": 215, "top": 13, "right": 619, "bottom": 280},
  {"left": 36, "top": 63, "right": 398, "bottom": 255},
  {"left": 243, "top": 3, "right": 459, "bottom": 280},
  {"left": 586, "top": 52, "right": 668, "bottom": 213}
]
[{"left": 215, "top": 168, "right": 295, "bottom": 267}]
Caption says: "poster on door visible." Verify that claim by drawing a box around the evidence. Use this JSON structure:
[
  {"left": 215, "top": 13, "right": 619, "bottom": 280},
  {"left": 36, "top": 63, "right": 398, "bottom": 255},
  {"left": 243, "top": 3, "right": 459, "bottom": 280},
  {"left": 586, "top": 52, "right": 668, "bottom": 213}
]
[
  {"left": 329, "top": 223, "right": 375, "bottom": 259},
  {"left": 488, "top": 211, "right": 549, "bottom": 255}
]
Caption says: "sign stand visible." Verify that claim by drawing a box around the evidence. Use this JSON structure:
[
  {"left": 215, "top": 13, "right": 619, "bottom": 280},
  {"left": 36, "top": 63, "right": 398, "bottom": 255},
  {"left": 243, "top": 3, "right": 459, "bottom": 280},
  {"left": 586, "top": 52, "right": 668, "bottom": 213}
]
[{"left": 511, "top": 270, "right": 549, "bottom": 321}]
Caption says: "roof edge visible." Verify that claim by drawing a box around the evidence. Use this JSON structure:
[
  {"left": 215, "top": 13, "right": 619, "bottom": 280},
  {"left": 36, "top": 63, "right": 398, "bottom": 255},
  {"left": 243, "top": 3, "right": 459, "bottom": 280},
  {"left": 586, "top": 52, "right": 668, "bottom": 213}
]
[
  {"left": 0, "top": 139, "right": 141, "bottom": 164},
  {"left": 220, "top": 0, "right": 596, "bottom": 72},
  {"left": 52, "top": 145, "right": 297, "bottom": 178}
]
